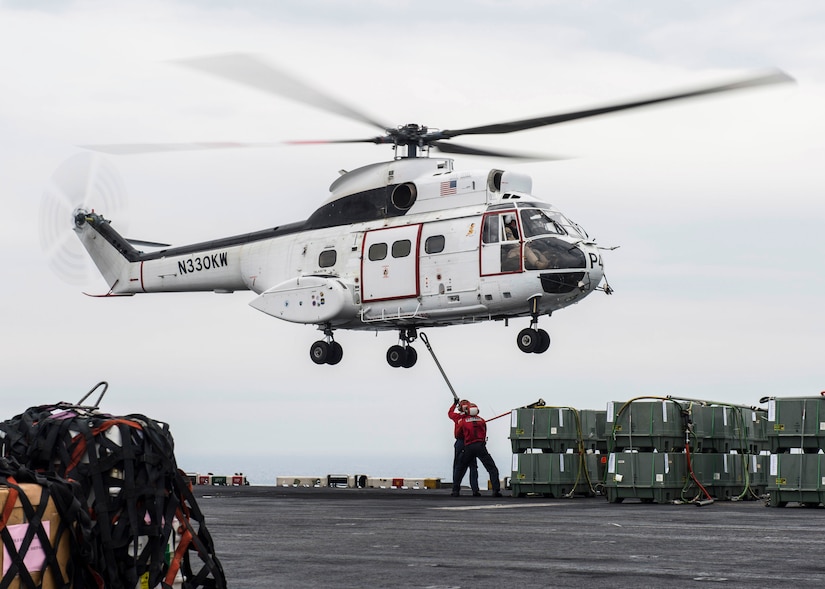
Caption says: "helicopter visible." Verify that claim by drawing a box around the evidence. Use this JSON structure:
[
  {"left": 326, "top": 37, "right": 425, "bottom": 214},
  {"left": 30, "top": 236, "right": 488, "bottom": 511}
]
[{"left": 46, "top": 54, "right": 792, "bottom": 368}]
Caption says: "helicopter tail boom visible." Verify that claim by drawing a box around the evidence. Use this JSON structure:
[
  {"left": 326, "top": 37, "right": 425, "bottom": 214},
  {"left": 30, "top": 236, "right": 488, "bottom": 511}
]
[{"left": 73, "top": 210, "right": 247, "bottom": 295}]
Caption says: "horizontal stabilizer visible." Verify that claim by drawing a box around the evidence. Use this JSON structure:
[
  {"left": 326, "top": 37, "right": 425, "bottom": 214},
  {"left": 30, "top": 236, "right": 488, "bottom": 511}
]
[
  {"left": 126, "top": 237, "right": 171, "bottom": 248},
  {"left": 83, "top": 291, "right": 135, "bottom": 298}
]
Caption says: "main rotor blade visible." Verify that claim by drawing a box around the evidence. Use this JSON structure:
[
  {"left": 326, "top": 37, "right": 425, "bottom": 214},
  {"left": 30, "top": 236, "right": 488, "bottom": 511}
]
[
  {"left": 431, "top": 140, "right": 563, "bottom": 161},
  {"left": 439, "top": 69, "right": 794, "bottom": 139},
  {"left": 284, "top": 137, "right": 390, "bottom": 146},
  {"left": 80, "top": 142, "right": 282, "bottom": 155},
  {"left": 171, "top": 53, "right": 390, "bottom": 131},
  {"left": 286, "top": 137, "right": 562, "bottom": 159},
  {"left": 80, "top": 138, "right": 394, "bottom": 155}
]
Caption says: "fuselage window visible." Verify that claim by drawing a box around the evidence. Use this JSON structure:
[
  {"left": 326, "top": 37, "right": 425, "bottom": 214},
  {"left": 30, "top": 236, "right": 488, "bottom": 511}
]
[
  {"left": 425, "top": 235, "right": 445, "bottom": 254},
  {"left": 318, "top": 249, "right": 337, "bottom": 268},
  {"left": 392, "top": 239, "right": 412, "bottom": 258},
  {"left": 368, "top": 243, "right": 388, "bottom": 261}
]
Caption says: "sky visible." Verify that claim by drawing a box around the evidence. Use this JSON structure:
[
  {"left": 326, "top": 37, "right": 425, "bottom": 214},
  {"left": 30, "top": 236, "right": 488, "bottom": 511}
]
[{"left": 1, "top": 0, "right": 823, "bottom": 484}]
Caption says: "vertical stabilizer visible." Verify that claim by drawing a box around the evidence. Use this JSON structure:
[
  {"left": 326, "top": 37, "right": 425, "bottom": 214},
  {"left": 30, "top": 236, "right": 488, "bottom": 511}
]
[{"left": 72, "top": 209, "right": 138, "bottom": 291}]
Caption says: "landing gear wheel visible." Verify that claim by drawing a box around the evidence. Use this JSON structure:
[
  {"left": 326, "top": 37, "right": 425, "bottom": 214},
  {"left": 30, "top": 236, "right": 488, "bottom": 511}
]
[
  {"left": 310, "top": 340, "right": 330, "bottom": 365},
  {"left": 387, "top": 345, "right": 406, "bottom": 368},
  {"left": 327, "top": 342, "right": 343, "bottom": 365},
  {"left": 533, "top": 329, "right": 551, "bottom": 354},
  {"left": 517, "top": 328, "right": 539, "bottom": 353},
  {"left": 402, "top": 346, "right": 418, "bottom": 368}
]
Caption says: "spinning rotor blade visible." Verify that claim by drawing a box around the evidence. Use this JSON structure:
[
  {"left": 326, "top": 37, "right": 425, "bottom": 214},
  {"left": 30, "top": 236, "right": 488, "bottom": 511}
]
[
  {"left": 80, "top": 63, "right": 793, "bottom": 160},
  {"left": 284, "top": 137, "right": 389, "bottom": 146},
  {"left": 39, "top": 153, "right": 129, "bottom": 285},
  {"left": 437, "top": 69, "right": 794, "bottom": 139},
  {"left": 80, "top": 141, "right": 281, "bottom": 155},
  {"left": 285, "top": 137, "right": 562, "bottom": 160},
  {"left": 171, "top": 53, "right": 390, "bottom": 131},
  {"left": 430, "top": 140, "right": 563, "bottom": 161}
]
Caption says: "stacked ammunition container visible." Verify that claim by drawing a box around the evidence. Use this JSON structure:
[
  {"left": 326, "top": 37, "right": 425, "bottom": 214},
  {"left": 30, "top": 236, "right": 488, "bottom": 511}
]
[
  {"left": 766, "top": 396, "right": 825, "bottom": 507},
  {"left": 688, "top": 404, "right": 770, "bottom": 500},
  {"left": 509, "top": 406, "right": 607, "bottom": 498},
  {"left": 604, "top": 399, "right": 688, "bottom": 504},
  {"left": 604, "top": 398, "right": 769, "bottom": 504}
]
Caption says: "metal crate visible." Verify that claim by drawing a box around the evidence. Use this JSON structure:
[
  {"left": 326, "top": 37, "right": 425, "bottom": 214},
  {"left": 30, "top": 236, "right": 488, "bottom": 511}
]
[
  {"left": 767, "top": 453, "right": 825, "bottom": 507},
  {"left": 511, "top": 452, "right": 600, "bottom": 498},
  {"left": 606, "top": 400, "right": 686, "bottom": 452},
  {"left": 767, "top": 397, "right": 825, "bottom": 452},
  {"left": 605, "top": 451, "right": 688, "bottom": 504},
  {"left": 687, "top": 453, "right": 766, "bottom": 500},
  {"left": 688, "top": 405, "right": 766, "bottom": 453},
  {"left": 510, "top": 407, "right": 606, "bottom": 454}
]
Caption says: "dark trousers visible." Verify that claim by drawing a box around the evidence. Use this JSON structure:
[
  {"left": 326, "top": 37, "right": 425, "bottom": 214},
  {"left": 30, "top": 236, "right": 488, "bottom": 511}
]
[
  {"left": 453, "top": 439, "right": 479, "bottom": 493},
  {"left": 452, "top": 441, "right": 500, "bottom": 494}
]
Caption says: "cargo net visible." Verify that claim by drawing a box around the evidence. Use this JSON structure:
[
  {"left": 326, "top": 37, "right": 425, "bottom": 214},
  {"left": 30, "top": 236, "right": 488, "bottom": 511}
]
[
  {"left": 0, "top": 403, "right": 226, "bottom": 589},
  {"left": 0, "top": 457, "right": 100, "bottom": 588}
]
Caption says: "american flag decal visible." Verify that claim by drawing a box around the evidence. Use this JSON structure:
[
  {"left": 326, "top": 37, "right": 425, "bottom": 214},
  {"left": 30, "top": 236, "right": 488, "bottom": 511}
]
[{"left": 440, "top": 179, "right": 457, "bottom": 196}]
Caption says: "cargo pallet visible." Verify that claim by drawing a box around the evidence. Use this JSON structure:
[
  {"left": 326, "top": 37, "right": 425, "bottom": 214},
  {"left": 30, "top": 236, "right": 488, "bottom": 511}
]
[
  {"left": 511, "top": 452, "right": 606, "bottom": 498},
  {"left": 606, "top": 399, "right": 686, "bottom": 453},
  {"left": 766, "top": 396, "right": 825, "bottom": 452},
  {"left": 689, "top": 453, "right": 769, "bottom": 500},
  {"left": 509, "top": 406, "right": 608, "bottom": 498},
  {"left": 509, "top": 398, "right": 772, "bottom": 503},
  {"left": 767, "top": 453, "right": 825, "bottom": 507},
  {"left": 510, "top": 407, "right": 607, "bottom": 454},
  {"left": 605, "top": 451, "right": 688, "bottom": 504},
  {"left": 764, "top": 396, "right": 825, "bottom": 507},
  {"left": 689, "top": 405, "right": 768, "bottom": 454}
]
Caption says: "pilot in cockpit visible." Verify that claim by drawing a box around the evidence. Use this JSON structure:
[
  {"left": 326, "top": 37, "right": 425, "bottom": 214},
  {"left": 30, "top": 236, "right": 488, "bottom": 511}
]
[{"left": 503, "top": 215, "right": 519, "bottom": 241}]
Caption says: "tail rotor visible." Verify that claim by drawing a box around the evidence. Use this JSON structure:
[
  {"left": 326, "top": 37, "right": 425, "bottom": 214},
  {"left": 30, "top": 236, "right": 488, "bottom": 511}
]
[{"left": 39, "top": 152, "right": 129, "bottom": 285}]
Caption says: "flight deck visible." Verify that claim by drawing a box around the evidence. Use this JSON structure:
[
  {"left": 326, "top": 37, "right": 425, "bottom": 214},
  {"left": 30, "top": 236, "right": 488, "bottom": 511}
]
[{"left": 193, "top": 485, "right": 824, "bottom": 589}]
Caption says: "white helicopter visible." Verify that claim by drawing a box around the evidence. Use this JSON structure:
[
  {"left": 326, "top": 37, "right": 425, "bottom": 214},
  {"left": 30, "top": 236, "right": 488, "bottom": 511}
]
[{"left": 46, "top": 55, "right": 792, "bottom": 367}]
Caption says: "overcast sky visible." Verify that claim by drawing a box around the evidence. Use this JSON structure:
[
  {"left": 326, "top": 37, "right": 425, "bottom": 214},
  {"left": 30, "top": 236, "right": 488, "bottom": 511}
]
[{"left": 1, "top": 1, "right": 823, "bottom": 483}]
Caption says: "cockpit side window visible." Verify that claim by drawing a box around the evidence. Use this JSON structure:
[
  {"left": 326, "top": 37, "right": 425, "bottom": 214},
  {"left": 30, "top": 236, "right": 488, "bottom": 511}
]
[
  {"left": 482, "top": 214, "right": 501, "bottom": 244},
  {"left": 502, "top": 213, "right": 519, "bottom": 241}
]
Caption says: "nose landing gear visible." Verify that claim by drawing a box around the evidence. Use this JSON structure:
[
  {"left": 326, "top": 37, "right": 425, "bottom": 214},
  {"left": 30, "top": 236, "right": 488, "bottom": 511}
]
[
  {"left": 517, "top": 296, "right": 551, "bottom": 354},
  {"left": 309, "top": 324, "right": 343, "bottom": 365},
  {"left": 386, "top": 328, "right": 418, "bottom": 368}
]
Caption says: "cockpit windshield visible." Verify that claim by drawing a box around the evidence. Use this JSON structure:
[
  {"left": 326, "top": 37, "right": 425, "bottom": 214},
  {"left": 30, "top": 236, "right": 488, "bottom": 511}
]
[{"left": 519, "top": 207, "right": 586, "bottom": 239}]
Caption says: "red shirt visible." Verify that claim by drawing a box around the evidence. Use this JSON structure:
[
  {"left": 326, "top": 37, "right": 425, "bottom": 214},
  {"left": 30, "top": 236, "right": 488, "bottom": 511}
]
[
  {"left": 447, "top": 404, "right": 463, "bottom": 439},
  {"left": 458, "top": 415, "right": 487, "bottom": 445}
]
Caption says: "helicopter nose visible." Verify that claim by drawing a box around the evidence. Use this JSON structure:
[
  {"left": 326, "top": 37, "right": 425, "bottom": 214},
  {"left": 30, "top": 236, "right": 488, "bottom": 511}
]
[{"left": 584, "top": 246, "right": 604, "bottom": 292}]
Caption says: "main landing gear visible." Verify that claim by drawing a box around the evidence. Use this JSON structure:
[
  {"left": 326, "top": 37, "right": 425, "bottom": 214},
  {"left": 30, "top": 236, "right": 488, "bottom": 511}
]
[
  {"left": 386, "top": 328, "right": 418, "bottom": 368},
  {"left": 517, "top": 296, "right": 551, "bottom": 354},
  {"left": 309, "top": 325, "right": 343, "bottom": 365}
]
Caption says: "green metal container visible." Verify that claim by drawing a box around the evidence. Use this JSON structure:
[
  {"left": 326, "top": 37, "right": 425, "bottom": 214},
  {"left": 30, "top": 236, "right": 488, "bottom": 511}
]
[
  {"left": 510, "top": 407, "right": 606, "bottom": 453},
  {"left": 689, "top": 405, "right": 737, "bottom": 453},
  {"left": 606, "top": 400, "right": 686, "bottom": 453},
  {"left": 767, "top": 453, "right": 825, "bottom": 507},
  {"left": 605, "top": 451, "right": 688, "bottom": 504},
  {"left": 767, "top": 397, "right": 825, "bottom": 452},
  {"left": 748, "top": 453, "right": 770, "bottom": 497},
  {"left": 744, "top": 410, "right": 770, "bottom": 454},
  {"left": 579, "top": 410, "right": 608, "bottom": 453},
  {"left": 511, "top": 452, "right": 598, "bottom": 498},
  {"left": 688, "top": 406, "right": 768, "bottom": 454},
  {"left": 688, "top": 453, "right": 754, "bottom": 500}
]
